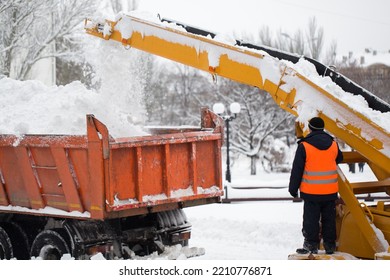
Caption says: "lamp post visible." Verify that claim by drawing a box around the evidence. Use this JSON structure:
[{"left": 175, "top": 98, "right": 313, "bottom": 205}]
[{"left": 212, "top": 102, "right": 241, "bottom": 183}]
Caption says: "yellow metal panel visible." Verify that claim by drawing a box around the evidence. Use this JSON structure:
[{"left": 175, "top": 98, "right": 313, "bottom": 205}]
[{"left": 337, "top": 167, "right": 388, "bottom": 259}]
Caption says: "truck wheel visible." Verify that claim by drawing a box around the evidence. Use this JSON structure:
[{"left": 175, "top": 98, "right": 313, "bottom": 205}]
[
  {"left": 0, "top": 226, "right": 13, "bottom": 260},
  {"left": 30, "top": 230, "right": 70, "bottom": 260},
  {"left": 1, "top": 222, "right": 30, "bottom": 260},
  {"left": 156, "top": 209, "right": 191, "bottom": 247}
]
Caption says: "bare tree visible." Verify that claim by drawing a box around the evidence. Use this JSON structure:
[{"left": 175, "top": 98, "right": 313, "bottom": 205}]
[
  {"left": 213, "top": 78, "right": 293, "bottom": 175},
  {"left": 0, "top": 0, "right": 38, "bottom": 77},
  {"left": 145, "top": 61, "right": 213, "bottom": 126},
  {"left": 0, "top": 0, "right": 95, "bottom": 80},
  {"left": 324, "top": 40, "right": 338, "bottom": 66},
  {"left": 109, "top": 0, "right": 139, "bottom": 14},
  {"left": 277, "top": 29, "right": 306, "bottom": 55},
  {"left": 256, "top": 16, "right": 327, "bottom": 61},
  {"left": 306, "top": 17, "right": 324, "bottom": 60},
  {"left": 57, "top": 0, "right": 144, "bottom": 86},
  {"left": 257, "top": 26, "right": 273, "bottom": 47},
  {"left": 290, "top": 30, "right": 306, "bottom": 55}
]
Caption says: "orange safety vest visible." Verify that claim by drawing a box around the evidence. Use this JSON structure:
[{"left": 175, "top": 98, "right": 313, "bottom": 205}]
[{"left": 300, "top": 141, "right": 339, "bottom": 195}]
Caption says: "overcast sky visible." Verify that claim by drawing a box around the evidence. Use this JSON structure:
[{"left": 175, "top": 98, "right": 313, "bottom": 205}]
[{"left": 137, "top": 0, "right": 390, "bottom": 56}]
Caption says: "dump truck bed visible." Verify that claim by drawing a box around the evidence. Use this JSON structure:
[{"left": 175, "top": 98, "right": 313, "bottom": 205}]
[{"left": 0, "top": 109, "right": 223, "bottom": 220}]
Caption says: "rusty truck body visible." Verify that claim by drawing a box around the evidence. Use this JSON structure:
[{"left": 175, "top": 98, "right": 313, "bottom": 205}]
[{"left": 0, "top": 109, "right": 223, "bottom": 259}]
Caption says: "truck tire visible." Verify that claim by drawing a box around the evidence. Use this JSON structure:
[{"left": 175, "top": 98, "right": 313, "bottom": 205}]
[
  {"left": 30, "top": 230, "right": 70, "bottom": 260},
  {"left": 1, "top": 222, "right": 30, "bottom": 260},
  {"left": 156, "top": 209, "right": 191, "bottom": 247},
  {"left": 0, "top": 226, "right": 13, "bottom": 260}
]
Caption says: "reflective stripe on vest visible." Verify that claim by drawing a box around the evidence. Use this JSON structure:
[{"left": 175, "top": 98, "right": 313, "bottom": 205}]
[{"left": 300, "top": 141, "right": 339, "bottom": 195}]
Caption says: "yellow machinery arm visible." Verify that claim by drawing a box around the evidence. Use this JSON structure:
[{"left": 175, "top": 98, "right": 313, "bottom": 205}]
[{"left": 85, "top": 12, "right": 390, "bottom": 259}]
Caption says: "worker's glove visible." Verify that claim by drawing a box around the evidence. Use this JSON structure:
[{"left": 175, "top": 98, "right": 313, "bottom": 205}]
[{"left": 289, "top": 191, "right": 298, "bottom": 198}]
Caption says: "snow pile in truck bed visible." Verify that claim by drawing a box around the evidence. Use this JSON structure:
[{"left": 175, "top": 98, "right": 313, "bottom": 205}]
[
  {"left": 0, "top": 77, "right": 147, "bottom": 137},
  {"left": 0, "top": 32, "right": 152, "bottom": 138}
]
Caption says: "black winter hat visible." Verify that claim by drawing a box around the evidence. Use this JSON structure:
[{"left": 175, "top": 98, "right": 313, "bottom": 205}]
[{"left": 309, "top": 117, "right": 325, "bottom": 131}]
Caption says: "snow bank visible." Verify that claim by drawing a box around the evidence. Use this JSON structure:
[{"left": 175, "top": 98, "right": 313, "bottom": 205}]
[{"left": 61, "top": 244, "right": 205, "bottom": 260}]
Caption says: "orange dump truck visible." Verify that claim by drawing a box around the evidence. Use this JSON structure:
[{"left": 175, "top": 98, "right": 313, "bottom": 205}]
[{"left": 0, "top": 108, "right": 223, "bottom": 259}]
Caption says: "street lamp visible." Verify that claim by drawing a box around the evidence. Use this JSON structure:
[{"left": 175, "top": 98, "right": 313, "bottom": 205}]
[{"left": 212, "top": 102, "right": 241, "bottom": 183}]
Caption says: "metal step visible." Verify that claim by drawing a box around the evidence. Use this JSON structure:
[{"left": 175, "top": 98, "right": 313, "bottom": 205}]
[{"left": 350, "top": 179, "right": 390, "bottom": 195}]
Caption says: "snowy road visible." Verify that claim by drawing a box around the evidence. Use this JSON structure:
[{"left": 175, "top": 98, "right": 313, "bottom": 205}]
[{"left": 185, "top": 201, "right": 303, "bottom": 260}]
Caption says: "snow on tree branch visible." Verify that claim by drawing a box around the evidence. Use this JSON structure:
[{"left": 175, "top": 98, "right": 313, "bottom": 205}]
[{"left": 0, "top": 0, "right": 95, "bottom": 80}]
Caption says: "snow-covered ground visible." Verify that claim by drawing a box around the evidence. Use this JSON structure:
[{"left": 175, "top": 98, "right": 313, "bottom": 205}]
[{"left": 185, "top": 201, "right": 302, "bottom": 260}]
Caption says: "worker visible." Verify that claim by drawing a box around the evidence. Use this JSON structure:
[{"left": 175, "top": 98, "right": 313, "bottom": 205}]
[
  {"left": 358, "top": 162, "right": 365, "bottom": 172},
  {"left": 289, "top": 117, "right": 343, "bottom": 254}
]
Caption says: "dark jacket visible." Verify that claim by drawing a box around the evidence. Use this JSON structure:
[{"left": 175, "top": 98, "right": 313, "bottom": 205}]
[{"left": 288, "top": 130, "right": 343, "bottom": 201}]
